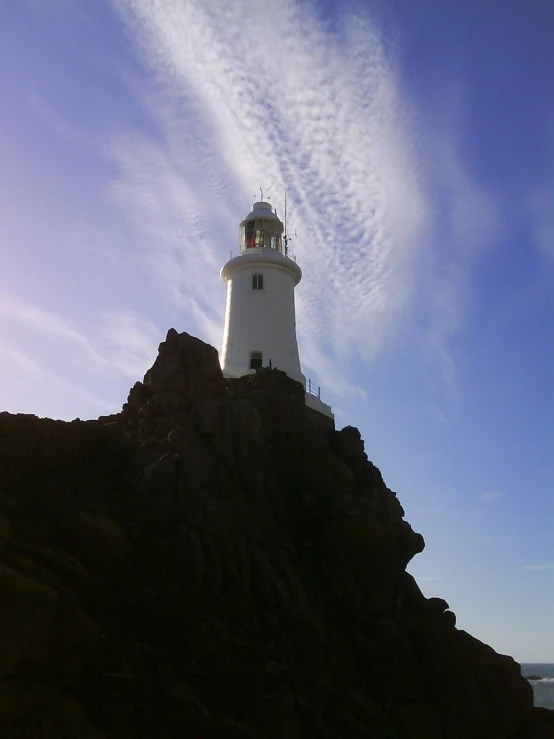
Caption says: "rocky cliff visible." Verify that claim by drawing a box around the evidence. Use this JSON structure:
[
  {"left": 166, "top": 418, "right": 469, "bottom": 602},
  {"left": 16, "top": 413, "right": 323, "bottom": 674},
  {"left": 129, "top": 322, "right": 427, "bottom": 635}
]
[{"left": 0, "top": 328, "right": 552, "bottom": 739}]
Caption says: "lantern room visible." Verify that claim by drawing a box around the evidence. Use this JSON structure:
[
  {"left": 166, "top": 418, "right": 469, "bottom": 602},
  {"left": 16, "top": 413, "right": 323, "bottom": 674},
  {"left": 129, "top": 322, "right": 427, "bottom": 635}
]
[{"left": 240, "top": 201, "right": 284, "bottom": 253}]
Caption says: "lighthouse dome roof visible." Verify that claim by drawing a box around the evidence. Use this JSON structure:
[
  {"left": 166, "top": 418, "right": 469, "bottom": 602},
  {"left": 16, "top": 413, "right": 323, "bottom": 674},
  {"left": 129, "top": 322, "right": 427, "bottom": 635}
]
[{"left": 241, "top": 201, "right": 281, "bottom": 224}]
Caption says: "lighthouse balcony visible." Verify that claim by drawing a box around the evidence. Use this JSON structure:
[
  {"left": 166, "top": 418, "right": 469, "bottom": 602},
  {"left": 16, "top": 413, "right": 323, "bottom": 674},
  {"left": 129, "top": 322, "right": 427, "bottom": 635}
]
[
  {"left": 304, "top": 378, "right": 334, "bottom": 427},
  {"left": 221, "top": 245, "right": 302, "bottom": 286},
  {"left": 227, "top": 244, "right": 297, "bottom": 264}
]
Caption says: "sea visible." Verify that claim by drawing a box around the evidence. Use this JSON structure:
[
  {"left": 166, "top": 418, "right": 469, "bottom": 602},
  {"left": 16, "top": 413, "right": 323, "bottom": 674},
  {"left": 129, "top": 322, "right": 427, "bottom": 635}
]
[{"left": 520, "top": 664, "right": 554, "bottom": 711}]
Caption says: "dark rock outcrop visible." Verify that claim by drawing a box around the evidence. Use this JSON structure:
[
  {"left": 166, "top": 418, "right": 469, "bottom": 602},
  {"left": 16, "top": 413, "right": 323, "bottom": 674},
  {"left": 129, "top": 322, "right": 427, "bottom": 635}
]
[{"left": 0, "top": 328, "right": 551, "bottom": 738}]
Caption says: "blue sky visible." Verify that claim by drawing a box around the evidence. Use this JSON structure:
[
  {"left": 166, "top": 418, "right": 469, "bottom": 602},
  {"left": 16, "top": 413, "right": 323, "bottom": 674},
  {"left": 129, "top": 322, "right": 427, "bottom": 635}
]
[{"left": 1, "top": 0, "right": 552, "bottom": 662}]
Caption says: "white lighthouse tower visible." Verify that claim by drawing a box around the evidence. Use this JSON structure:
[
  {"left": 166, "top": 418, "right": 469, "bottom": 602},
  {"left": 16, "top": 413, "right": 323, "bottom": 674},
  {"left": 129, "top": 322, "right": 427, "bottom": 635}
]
[{"left": 220, "top": 199, "right": 334, "bottom": 425}]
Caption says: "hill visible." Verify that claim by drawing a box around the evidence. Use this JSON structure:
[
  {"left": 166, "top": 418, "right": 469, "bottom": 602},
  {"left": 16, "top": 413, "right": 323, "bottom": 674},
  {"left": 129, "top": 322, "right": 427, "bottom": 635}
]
[{"left": 0, "top": 328, "right": 552, "bottom": 738}]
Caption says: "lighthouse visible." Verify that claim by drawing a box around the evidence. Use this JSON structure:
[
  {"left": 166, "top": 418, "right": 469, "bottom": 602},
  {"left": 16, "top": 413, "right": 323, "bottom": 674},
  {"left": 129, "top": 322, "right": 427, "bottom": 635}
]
[{"left": 220, "top": 199, "right": 334, "bottom": 425}]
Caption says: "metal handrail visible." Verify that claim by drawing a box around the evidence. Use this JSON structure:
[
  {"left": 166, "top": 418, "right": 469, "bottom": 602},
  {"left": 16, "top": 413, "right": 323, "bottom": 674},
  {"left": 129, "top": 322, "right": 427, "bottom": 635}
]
[
  {"left": 251, "top": 366, "right": 323, "bottom": 401},
  {"left": 306, "top": 378, "right": 321, "bottom": 399}
]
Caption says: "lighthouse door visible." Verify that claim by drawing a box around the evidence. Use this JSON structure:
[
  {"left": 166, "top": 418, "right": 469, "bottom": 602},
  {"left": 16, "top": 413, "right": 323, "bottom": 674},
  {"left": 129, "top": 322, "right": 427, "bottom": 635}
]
[{"left": 249, "top": 351, "right": 263, "bottom": 370}]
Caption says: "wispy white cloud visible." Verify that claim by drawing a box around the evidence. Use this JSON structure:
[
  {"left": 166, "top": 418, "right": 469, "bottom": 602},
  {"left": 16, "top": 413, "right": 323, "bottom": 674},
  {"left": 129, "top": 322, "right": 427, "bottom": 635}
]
[
  {"left": 0, "top": 342, "right": 47, "bottom": 392},
  {"left": 108, "top": 0, "right": 429, "bottom": 386},
  {"left": 189, "top": 298, "right": 224, "bottom": 355},
  {"left": 13, "top": 0, "right": 500, "bottom": 406},
  {"left": 99, "top": 0, "right": 503, "bottom": 403},
  {"left": 0, "top": 294, "right": 82, "bottom": 342},
  {"left": 0, "top": 340, "right": 113, "bottom": 413},
  {"left": 0, "top": 294, "right": 161, "bottom": 380},
  {"left": 300, "top": 335, "right": 367, "bottom": 399},
  {"left": 0, "top": 294, "right": 107, "bottom": 369},
  {"left": 481, "top": 490, "right": 504, "bottom": 502},
  {"left": 97, "top": 310, "right": 162, "bottom": 377},
  {"left": 26, "top": 92, "right": 94, "bottom": 149},
  {"left": 67, "top": 219, "right": 135, "bottom": 271},
  {"left": 413, "top": 84, "right": 504, "bottom": 397},
  {"left": 521, "top": 564, "right": 554, "bottom": 572}
]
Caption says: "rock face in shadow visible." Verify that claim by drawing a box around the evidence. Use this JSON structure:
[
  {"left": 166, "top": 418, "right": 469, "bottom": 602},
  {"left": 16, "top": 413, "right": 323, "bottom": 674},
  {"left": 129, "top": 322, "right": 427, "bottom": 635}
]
[{"left": 0, "top": 328, "right": 552, "bottom": 738}]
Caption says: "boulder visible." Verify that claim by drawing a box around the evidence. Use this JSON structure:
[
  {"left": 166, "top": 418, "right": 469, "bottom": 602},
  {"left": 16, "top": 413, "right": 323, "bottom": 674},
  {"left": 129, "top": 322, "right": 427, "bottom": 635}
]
[
  {"left": 143, "top": 329, "right": 224, "bottom": 405},
  {"left": 0, "top": 564, "right": 58, "bottom": 680},
  {"left": 392, "top": 703, "right": 442, "bottom": 739},
  {"left": 58, "top": 512, "right": 132, "bottom": 569},
  {"left": 332, "top": 425, "right": 367, "bottom": 469},
  {"left": 0, "top": 689, "right": 105, "bottom": 738},
  {"left": 136, "top": 454, "right": 178, "bottom": 508},
  {"left": 0, "top": 562, "right": 98, "bottom": 685},
  {"left": 0, "top": 516, "right": 12, "bottom": 548}
]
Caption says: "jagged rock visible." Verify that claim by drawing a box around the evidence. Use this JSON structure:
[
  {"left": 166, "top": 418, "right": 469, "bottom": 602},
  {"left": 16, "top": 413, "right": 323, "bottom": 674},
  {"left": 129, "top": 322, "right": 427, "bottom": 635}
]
[
  {"left": 397, "top": 519, "right": 425, "bottom": 565},
  {"left": 0, "top": 329, "right": 551, "bottom": 738},
  {"left": 0, "top": 495, "right": 17, "bottom": 514},
  {"left": 518, "top": 707, "right": 554, "bottom": 739},
  {"left": 0, "top": 516, "right": 11, "bottom": 547},
  {"left": 0, "top": 563, "right": 58, "bottom": 680},
  {"left": 136, "top": 453, "right": 179, "bottom": 508},
  {"left": 123, "top": 380, "right": 150, "bottom": 416},
  {"left": 332, "top": 425, "right": 367, "bottom": 468},
  {"left": 0, "top": 688, "right": 106, "bottom": 738},
  {"left": 11, "top": 544, "right": 90, "bottom": 580},
  {"left": 0, "top": 562, "right": 98, "bottom": 685},
  {"left": 0, "top": 678, "right": 60, "bottom": 723},
  {"left": 143, "top": 328, "right": 224, "bottom": 404},
  {"left": 451, "top": 630, "right": 534, "bottom": 738},
  {"left": 58, "top": 511, "right": 132, "bottom": 569},
  {"left": 428, "top": 596, "right": 450, "bottom": 615},
  {"left": 444, "top": 610, "right": 457, "bottom": 628},
  {"left": 194, "top": 398, "right": 262, "bottom": 445},
  {"left": 392, "top": 703, "right": 442, "bottom": 738}
]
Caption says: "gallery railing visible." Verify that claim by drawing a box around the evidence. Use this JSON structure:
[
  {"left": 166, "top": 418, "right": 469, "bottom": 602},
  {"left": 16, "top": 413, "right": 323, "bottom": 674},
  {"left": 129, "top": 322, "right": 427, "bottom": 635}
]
[
  {"left": 227, "top": 244, "right": 297, "bottom": 263},
  {"left": 305, "top": 378, "right": 321, "bottom": 399}
]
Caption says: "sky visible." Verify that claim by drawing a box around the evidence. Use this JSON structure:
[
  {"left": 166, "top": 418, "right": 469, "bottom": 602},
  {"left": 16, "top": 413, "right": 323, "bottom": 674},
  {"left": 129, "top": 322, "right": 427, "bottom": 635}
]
[{"left": 0, "top": 0, "right": 553, "bottom": 662}]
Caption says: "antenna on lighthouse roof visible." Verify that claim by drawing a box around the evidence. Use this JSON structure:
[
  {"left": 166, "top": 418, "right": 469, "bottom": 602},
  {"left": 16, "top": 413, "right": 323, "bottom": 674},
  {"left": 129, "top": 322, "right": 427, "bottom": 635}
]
[{"left": 284, "top": 191, "right": 289, "bottom": 255}]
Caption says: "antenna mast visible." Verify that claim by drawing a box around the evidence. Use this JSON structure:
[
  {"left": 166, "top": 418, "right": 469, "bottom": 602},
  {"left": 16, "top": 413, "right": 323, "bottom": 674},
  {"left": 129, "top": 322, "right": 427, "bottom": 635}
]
[{"left": 284, "top": 191, "right": 288, "bottom": 255}]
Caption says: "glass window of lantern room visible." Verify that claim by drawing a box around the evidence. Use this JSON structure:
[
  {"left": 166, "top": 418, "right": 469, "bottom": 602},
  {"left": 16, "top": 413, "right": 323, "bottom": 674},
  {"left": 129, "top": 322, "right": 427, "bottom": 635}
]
[
  {"left": 252, "top": 273, "right": 264, "bottom": 290},
  {"left": 245, "top": 220, "right": 255, "bottom": 249},
  {"left": 250, "top": 351, "right": 263, "bottom": 370},
  {"left": 255, "top": 221, "right": 267, "bottom": 247}
]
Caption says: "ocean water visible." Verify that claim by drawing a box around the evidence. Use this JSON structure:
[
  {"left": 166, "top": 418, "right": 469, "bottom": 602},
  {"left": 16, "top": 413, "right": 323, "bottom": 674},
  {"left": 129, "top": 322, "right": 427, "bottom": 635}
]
[{"left": 520, "top": 663, "right": 554, "bottom": 711}]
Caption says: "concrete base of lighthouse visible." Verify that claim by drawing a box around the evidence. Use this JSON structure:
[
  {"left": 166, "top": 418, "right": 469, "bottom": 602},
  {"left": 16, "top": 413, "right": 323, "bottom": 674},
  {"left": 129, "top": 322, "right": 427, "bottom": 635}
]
[
  {"left": 223, "top": 366, "right": 335, "bottom": 429},
  {"left": 305, "top": 392, "right": 335, "bottom": 430}
]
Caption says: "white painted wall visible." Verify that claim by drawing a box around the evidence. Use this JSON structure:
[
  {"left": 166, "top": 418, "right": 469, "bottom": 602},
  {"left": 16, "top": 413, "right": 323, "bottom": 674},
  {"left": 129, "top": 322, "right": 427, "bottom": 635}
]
[
  {"left": 220, "top": 248, "right": 305, "bottom": 384},
  {"left": 305, "top": 391, "right": 334, "bottom": 420}
]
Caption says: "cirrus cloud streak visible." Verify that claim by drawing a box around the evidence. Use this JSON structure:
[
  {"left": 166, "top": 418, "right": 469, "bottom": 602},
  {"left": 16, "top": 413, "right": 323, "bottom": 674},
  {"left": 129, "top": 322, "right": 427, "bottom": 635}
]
[{"left": 109, "top": 0, "right": 428, "bottom": 393}]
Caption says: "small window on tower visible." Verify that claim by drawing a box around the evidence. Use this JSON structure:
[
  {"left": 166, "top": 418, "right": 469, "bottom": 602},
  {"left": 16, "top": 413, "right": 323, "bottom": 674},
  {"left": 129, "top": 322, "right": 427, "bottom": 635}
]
[
  {"left": 250, "top": 351, "right": 263, "bottom": 370},
  {"left": 252, "top": 273, "right": 264, "bottom": 290}
]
